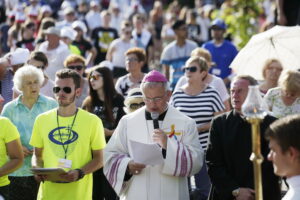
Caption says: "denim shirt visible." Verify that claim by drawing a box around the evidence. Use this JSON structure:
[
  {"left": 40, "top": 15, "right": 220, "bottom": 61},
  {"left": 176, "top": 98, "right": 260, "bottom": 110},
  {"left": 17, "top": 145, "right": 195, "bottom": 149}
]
[{"left": 1, "top": 95, "right": 58, "bottom": 176}]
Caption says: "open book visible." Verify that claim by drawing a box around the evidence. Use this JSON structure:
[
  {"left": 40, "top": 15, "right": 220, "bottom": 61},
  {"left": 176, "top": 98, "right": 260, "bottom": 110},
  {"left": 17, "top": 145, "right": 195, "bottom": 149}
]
[{"left": 31, "top": 168, "right": 68, "bottom": 182}]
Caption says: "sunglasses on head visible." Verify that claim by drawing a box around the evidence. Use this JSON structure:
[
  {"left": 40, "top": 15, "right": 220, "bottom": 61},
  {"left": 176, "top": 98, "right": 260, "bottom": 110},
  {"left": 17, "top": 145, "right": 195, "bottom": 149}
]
[
  {"left": 183, "top": 66, "right": 198, "bottom": 73},
  {"left": 89, "top": 74, "right": 102, "bottom": 81},
  {"left": 68, "top": 65, "right": 84, "bottom": 71},
  {"left": 129, "top": 102, "right": 145, "bottom": 110},
  {"left": 53, "top": 86, "right": 72, "bottom": 94}
]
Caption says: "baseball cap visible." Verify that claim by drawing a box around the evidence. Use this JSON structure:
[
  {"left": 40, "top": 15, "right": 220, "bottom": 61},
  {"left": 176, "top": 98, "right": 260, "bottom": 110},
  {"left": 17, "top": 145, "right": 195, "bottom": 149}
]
[
  {"left": 211, "top": 18, "right": 227, "bottom": 30},
  {"left": 61, "top": 27, "right": 77, "bottom": 41},
  {"left": 72, "top": 20, "right": 87, "bottom": 33},
  {"left": 43, "top": 27, "right": 61, "bottom": 36}
]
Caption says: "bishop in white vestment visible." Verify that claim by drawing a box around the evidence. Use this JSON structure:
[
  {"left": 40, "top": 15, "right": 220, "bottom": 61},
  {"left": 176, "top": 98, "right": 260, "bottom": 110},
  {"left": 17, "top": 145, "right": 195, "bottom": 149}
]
[{"left": 104, "top": 70, "right": 203, "bottom": 200}]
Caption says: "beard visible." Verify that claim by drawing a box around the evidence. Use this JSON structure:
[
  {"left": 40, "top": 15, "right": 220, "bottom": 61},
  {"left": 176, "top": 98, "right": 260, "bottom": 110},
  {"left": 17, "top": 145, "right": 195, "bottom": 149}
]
[{"left": 58, "top": 93, "right": 76, "bottom": 107}]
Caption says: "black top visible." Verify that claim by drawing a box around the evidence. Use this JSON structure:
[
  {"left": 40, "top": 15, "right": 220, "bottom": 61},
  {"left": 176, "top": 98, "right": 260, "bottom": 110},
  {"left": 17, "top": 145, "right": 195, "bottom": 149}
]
[
  {"left": 92, "top": 94, "right": 125, "bottom": 141},
  {"left": 91, "top": 27, "right": 119, "bottom": 64},
  {"left": 16, "top": 38, "right": 35, "bottom": 51},
  {"left": 206, "top": 110, "right": 281, "bottom": 200},
  {"left": 72, "top": 39, "right": 93, "bottom": 57}
]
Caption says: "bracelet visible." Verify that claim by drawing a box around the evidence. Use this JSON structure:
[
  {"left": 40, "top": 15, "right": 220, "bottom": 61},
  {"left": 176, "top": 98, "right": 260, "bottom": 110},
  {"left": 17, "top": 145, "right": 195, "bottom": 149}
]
[{"left": 75, "top": 169, "right": 85, "bottom": 181}]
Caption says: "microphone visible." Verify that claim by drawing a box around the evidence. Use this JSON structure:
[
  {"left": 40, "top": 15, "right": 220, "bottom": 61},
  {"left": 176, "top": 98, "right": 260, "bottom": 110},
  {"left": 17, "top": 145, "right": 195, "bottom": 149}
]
[{"left": 150, "top": 112, "right": 159, "bottom": 129}]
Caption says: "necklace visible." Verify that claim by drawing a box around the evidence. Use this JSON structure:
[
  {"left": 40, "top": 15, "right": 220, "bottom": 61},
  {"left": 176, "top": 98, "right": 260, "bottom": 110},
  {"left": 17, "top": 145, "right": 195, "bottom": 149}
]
[{"left": 56, "top": 108, "right": 78, "bottom": 159}]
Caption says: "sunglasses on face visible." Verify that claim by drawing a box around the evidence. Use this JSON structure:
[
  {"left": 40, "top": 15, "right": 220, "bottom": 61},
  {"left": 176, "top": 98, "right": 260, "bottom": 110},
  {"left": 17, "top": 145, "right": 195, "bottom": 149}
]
[
  {"left": 36, "top": 65, "right": 45, "bottom": 70},
  {"left": 53, "top": 86, "right": 72, "bottom": 94},
  {"left": 67, "top": 65, "right": 84, "bottom": 71},
  {"left": 89, "top": 74, "right": 102, "bottom": 81},
  {"left": 129, "top": 102, "right": 145, "bottom": 110},
  {"left": 183, "top": 66, "right": 198, "bottom": 73}
]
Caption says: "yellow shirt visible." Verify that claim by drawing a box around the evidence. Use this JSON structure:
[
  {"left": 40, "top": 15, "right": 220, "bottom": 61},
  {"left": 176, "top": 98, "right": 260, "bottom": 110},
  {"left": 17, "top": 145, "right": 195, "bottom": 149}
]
[
  {"left": 30, "top": 108, "right": 106, "bottom": 200},
  {"left": 0, "top": 117, "right": 20, "bottom": 186}
]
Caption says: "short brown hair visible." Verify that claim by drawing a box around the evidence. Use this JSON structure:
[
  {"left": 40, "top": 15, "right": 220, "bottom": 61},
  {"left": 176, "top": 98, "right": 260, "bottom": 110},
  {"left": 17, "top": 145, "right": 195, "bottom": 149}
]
[
  {"left": 125, "top": 47, "right": 146, "bottom": 62},
  {"left": 64, "top": 54, "right": 86, "bottom": 67},
  {"left": 231, "top": 75, "right": 258, "bottom": 87},
  {"left": 56, "top": 68, "right": 81, "bottom": 89},
  {"left": 29, "top": 51, "right": 48, "bottom": 66},
  {"left": 266, "top": 114, "right": 300, "bottom": 153}
]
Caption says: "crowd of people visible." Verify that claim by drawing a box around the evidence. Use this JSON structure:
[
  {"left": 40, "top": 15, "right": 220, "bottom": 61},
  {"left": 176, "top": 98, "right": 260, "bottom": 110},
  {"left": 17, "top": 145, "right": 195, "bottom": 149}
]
[{"left": 0, "top": 0, "right": 300, "bottom": 200}]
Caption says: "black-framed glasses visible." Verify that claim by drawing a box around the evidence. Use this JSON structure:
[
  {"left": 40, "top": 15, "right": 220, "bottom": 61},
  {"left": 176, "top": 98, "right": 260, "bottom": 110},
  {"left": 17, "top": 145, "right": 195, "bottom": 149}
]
[
  {"left": 67, "top": 65, "right": 84, "bottom": 71},
  {"left": 53, "top": 86, "right": 72, "bottom": 94},
  {"left": 129, "top": 102, "right": 145, "bottom": 110},
  {"left": 89, "top": 74, "right": 102, "bottom": 81},
  {"left": 36, "top": 65, "right": 45, "bottom": 70},
  {"left": 183, "top": 66, "right": 198, "bottom": 73}
]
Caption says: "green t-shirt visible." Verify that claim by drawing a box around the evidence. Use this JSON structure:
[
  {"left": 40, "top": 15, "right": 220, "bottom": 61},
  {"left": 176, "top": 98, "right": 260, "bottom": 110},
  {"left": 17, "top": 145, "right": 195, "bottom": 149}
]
[
  {"left": 0, "top": 117, "right": 20, "bottom": 186},
  {"left": 30, "top": 108, "right": 106, "bottom": 200}
]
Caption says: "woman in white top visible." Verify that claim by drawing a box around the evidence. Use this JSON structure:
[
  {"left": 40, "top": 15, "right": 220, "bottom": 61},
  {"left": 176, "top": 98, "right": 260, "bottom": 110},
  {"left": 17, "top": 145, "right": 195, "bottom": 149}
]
[{"left": 174, "top": 47, "right": 230, "bottom": 110}]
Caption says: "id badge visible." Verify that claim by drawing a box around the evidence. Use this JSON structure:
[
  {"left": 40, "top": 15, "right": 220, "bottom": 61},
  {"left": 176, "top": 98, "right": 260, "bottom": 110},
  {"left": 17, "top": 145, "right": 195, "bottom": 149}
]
[
  {"left": 212, "top": 68, "right": 221, "bottom": 76},
  {"left": 58, "top": 158, "right": 72, "bottom": 169}
]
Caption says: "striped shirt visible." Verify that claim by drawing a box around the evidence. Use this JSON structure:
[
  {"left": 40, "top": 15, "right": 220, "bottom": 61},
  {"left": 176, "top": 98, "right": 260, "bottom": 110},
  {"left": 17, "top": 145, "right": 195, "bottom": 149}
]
[{"left": 170, "top": 86, "right": 224, "bottom": 150}]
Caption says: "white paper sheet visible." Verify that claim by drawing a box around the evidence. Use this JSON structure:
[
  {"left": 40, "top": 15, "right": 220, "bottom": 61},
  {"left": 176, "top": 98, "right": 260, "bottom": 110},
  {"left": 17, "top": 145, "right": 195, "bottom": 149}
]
[{"left": 129, "top": 140, "right": 164, "bottom": 166}]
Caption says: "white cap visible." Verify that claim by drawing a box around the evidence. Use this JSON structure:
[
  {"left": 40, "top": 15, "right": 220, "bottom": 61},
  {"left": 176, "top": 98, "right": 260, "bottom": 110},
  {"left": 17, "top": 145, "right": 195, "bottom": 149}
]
[
  {"left": 43, "top": 26, "right": 61, "bottom": 36},
  {"left": 61, "top": 27, "right": 77, "bottom": 41},
  {"left": 9, "top": 48, "right": 30, "bottom": 65},
  {"left": 72, "top": 20, "right": 87, "bottom": 33},
  {"left": 28, "top": 6, "right": 39, "bottom": 17},
  {"left": 99, "top": 60, "right": 114, "bottom": 71},
  {"left": 41, "top": 5, "right": 52, "bottom": 14},
  {"left": 90, "top": 0, "right": 99, "bottom": 7},
  {"left": 64, "top": 6, "right": 75, "bottom": 15}
]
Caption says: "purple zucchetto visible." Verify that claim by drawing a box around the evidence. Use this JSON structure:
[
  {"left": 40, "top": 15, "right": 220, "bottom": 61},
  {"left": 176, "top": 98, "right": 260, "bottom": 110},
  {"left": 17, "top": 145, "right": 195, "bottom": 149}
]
[{"left": 142, "top": 70, "right": 168, "bottom": 83}]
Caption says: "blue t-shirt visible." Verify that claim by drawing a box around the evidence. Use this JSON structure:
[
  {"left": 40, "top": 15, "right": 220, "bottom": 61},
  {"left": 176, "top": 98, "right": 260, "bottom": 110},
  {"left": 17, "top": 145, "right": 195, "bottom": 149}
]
[{"left": 202, "top": 40, "right": 238, "bottom": 79}]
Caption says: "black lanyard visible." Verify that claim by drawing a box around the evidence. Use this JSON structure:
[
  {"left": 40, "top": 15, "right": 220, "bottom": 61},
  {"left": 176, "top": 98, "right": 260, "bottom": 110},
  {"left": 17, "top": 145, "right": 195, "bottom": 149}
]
[{"left": 56, "top": 109, "right": 78, "bottom": 159}]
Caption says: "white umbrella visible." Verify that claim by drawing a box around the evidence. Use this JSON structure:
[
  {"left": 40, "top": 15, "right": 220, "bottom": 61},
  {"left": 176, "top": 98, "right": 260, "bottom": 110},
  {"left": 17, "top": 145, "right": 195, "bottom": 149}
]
[{"left": 230, "top": 25, "right": 300, "bottom": 80}]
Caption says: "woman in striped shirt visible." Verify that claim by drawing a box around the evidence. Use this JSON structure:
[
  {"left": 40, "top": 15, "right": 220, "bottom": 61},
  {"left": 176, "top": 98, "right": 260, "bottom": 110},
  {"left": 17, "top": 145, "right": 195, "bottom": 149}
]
[{"left": 170, "top": 56, "right": 225, "bottom": 199}]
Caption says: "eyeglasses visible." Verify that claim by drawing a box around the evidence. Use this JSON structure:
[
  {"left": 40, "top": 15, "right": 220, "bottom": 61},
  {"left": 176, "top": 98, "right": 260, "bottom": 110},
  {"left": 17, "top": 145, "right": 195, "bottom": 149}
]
[
  {"left": 143, "top": 94, "right": 166, "bottom": 103},
  {"left": 67, "top": 65, "right": 84, "bottom": 71},
  {"left": 36, "top": 65, "right": 45, "bottom": 70},
  {"left": 89, "top": 74, "right": 102, "bottom": 81},
  {"left": 53, "top": 86, "right": 72, "bottom": 94},
  {"left": 126, "top": 58, "right": 139, "bottom": 63},
  {"left": 178, "top": 26, "right": 187, "bottom": 31},
  {"left": 129, "top": 102, "right": 145, "bottom": 110},
  {"left": 183, "top": 66, "right": 198, "bottom": 73}
]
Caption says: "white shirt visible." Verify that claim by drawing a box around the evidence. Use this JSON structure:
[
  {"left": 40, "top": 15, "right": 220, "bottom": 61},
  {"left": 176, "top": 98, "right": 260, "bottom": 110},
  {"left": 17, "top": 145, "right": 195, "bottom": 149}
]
[
  {"left": 38, "top": 41, "right": 70, "bottom": 81},
  {"left": 110, "top": 38, "right": 135, "bottom": 68},
  {"left": 85, "top": 10, "right": 102, "bottom": 31},
  {"left": 283, "top": 175, "right": 300, "bottom": 200}
]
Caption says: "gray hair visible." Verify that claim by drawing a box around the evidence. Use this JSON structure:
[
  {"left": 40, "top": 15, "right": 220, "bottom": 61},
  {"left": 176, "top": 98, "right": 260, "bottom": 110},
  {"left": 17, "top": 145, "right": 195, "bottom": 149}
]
[
  {"left": 140, "top": 82, "right": 170, "bottom": 94},
  {"left": 13, "top": 65, "right": 44, "bottom": 91}
]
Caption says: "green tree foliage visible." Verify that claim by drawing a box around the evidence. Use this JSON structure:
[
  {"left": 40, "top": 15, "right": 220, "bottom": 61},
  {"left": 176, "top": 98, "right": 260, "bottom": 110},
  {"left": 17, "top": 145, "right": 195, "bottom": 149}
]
[{"left": 212, "top": 0, "right": 263, "bottom": 49}]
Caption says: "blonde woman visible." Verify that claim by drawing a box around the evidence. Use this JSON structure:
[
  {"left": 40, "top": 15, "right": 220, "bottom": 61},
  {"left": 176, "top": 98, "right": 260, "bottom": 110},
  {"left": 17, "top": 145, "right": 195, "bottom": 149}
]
[{"left": 264, "top": 70, "right": 300, "bottom": 118}]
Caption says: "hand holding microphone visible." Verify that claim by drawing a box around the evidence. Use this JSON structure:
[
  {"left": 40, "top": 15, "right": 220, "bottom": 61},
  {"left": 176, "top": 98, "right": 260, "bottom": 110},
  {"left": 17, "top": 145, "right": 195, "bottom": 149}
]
[{"left": 151, "top": 112, "right": 167, "bottom": 149}]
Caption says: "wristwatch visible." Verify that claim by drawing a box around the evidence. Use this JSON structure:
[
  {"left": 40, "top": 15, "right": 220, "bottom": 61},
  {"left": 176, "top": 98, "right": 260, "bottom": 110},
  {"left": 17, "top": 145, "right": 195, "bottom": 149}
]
[
  {"left": 232, "top": 188, "right": 240, "bottom": 197},
  {"left": 75, "top": 168, "right": 85, "bottom": 181}
]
